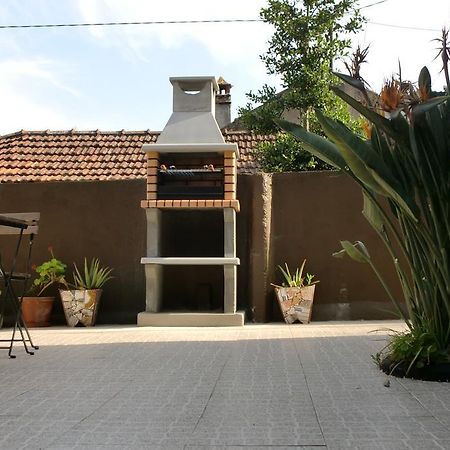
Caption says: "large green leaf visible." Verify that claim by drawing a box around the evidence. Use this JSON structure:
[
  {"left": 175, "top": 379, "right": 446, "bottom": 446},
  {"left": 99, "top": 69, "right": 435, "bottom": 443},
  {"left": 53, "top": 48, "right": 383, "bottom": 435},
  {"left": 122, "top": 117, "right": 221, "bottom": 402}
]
[
  {"left": 314, "top": 111, "right": 386, "bottom": 194},
  {"left": 418, "top": 66, "right": 431, "bottom": 99},
  {"left": 333, "top": 240, "right": 371, "bottom": 263},
  {"left": 368, "top": 170, "right": 419, "bottom": 222},
  {"left": 331, "top": 86, "right": 396, "bottom": 133},
  {"left": 316, "top": 111, "right": 419, "bottom": 221},
  {"left": 412, "top": 96, "right": 448, "bottom": 118},
  {"left": 422, "top": 105, "right": 449, "bottom": 170},
  {"left": 276, "top": 119, "right": 347, "bottom": 170},
  {"left": 332, "top": 71, "right": 366, "bottom": 94},
  {"left": 369, "top": 127, "right": 400, "bottom": 179},
  {"left": 362, "top": 191, "right": 385, "bottom": 234}
]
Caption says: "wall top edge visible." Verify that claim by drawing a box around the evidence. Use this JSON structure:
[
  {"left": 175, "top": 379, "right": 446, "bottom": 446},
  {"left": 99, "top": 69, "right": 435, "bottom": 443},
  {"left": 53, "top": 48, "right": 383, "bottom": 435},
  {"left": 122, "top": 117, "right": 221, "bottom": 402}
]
[{"left": 141, "top": 257, "right": 240, "bottom": 266}]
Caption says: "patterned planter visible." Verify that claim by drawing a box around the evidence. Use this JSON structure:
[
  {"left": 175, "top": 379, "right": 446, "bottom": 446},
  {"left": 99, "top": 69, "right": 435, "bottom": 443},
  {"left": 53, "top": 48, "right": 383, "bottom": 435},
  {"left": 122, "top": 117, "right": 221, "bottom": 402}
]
[
  {"left": 59, "top": 289, "right": 102, "bottom": 327},
  {"left": 21, "top": 296, "right": 54, "bottom": 327},
  {"left": 274, "top": 285, "right": 316, "bottom": 324}
]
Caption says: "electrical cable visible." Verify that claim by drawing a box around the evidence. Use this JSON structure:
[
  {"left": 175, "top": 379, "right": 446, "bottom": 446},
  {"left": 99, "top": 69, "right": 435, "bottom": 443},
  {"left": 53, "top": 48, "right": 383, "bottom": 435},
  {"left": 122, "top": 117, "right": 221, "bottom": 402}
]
[
  {"left": 360, "top": 0, "right": 388, "bottom": 10},
  {"left": 0, "top": 16, "right": 441, "bottom": 33},
  {"left": 0, "top": 18, "right": 262, "bottom": 29},
  {"left": 368, "top": 21, "right": 440, "bottom": 32}
]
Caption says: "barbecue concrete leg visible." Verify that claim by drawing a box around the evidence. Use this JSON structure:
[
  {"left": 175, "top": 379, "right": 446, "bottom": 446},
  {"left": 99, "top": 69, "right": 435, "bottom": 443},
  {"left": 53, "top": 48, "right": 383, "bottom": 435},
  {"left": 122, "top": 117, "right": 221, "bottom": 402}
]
[
  {"left": 223, "top": 208, "right": 236, "bottom": 257},
  {"left": 146, "top": 208, "right": 161, "bottom": 256},
  {"left": 145, "top": 208, "right": 162, "bottom": 312},
  {"left": 145, "top": 265, "right": 162, "bottom": 312},
  {"left": 224, "top": 208, "right": 237, "bottom": 314},
  {"left": 224, "top": 265, "right": 237, "bottom": 313}
]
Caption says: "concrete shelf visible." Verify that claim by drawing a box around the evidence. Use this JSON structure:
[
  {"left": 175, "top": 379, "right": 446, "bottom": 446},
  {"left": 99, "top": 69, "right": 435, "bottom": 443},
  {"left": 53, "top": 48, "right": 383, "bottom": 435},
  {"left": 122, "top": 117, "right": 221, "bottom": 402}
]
[
  {"left": 137, "top": 311, "right": 245, "bottom": 327},
  {"left": 140, "top": 199, "right": 240, "bottom": 212},
  {"left": 143, "top": 143, "right": 239, "bottom": 156},
  {"left": 141, "top": 257, "right": 240, "bottom": 266}
]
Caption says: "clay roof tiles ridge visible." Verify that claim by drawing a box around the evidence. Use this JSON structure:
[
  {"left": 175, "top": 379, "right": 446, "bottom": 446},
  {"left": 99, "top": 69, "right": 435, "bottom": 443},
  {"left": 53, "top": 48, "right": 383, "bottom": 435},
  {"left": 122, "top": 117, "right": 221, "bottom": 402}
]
[{"left": 0, "top": 129, "right": 275, "bottom": 183}]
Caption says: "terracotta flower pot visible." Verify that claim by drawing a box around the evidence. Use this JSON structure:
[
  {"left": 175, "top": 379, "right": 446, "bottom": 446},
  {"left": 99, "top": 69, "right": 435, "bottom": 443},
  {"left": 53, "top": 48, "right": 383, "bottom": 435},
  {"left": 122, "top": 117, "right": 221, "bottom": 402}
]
[
  {"left": 59, "top": 289, "right": 102, "bottom": 327},
  {"left": 21, "top": 296, "right": 54, "bottom": 327}
]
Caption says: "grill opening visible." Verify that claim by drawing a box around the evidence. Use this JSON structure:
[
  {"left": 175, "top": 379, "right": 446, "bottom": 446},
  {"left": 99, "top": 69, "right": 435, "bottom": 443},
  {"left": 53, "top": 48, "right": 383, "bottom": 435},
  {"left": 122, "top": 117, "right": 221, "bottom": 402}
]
[
  {"left": 161, "top": 265, "right": 224, "bottom": 312},
  {"left": 160, "top": 210, "right": 224, "bottom": 257},
  {"left": 157, "top": 152, "right": 224, "bottom": 199}
]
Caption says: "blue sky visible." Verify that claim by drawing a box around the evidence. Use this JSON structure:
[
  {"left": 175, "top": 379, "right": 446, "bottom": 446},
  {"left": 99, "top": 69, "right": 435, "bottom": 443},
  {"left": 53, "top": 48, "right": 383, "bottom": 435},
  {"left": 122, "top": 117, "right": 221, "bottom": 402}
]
[{"left": 1, "top": 0, "right": 449, "bottom": 134}]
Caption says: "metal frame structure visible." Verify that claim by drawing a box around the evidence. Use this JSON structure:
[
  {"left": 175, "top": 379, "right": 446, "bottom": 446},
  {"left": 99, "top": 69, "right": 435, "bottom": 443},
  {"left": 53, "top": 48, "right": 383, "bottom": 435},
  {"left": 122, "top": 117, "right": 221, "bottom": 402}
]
[{"left": 0, "top": 213, "right": 40, "bottom": 358}]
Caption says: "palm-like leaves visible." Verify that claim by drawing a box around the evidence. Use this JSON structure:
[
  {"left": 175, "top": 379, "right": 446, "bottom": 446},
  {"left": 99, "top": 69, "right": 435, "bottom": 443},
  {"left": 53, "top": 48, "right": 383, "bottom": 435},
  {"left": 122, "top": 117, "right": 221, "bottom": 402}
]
[
  {"left": 278, "top": 67, "right": 450, "bottom": 367},
  {"left": 73, "top": 258, "right": 113, "bottom": 289}
]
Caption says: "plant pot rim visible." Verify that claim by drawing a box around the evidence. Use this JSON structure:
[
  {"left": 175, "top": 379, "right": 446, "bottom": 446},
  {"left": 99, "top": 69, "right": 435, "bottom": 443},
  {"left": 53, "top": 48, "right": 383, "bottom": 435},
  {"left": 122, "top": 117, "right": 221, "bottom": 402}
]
[
  {"left": 381, "top": 355, "right": 450, "bottom": 382},
  {"left": 59, "top": 288, "right": 103, "bottom": 292},
  {"left": 272, "top": 284, "right": 316, "bottom": 289},
  {"left": 22, "top": 296, "right": 55, "bottom": 301}
]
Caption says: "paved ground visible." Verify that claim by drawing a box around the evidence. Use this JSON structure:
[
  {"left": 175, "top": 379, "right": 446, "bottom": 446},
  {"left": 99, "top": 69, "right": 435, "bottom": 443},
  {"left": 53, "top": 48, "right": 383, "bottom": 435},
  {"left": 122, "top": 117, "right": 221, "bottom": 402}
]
[{"left": 0, "top": 321, "right": 449, "bottom": 450}]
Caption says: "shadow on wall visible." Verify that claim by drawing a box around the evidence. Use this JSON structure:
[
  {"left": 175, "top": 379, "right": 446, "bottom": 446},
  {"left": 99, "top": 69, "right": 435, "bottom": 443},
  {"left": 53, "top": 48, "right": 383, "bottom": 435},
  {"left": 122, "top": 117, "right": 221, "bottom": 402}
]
[
  {"left": 0, "top": 180, "right": 147, "bottom": 325},
  {"left": 0, "top": 172, "right": 401, "bottom": 324},
  {"left": 265, "top": 171, "right": 402, "bottom": 322}
]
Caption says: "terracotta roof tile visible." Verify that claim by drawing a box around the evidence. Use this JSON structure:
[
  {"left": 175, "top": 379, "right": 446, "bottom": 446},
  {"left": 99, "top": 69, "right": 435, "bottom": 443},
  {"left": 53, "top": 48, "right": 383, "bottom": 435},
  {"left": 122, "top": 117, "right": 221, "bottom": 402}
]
[{"left": 0, "top": 129, "right": 275, "bottom": 183}]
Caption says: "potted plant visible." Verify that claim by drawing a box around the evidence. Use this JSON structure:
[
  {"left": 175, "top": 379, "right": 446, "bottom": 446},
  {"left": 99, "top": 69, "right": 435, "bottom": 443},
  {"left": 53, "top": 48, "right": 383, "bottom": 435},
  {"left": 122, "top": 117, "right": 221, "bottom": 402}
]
[
  {"left": 21, "top": 247, "right": 67, "bottom": 327},
  {"left": 59, "top": 258, "right": 113, "bottom": 327},
  {"left": 277, "top": 57, "right": 450, "bottom": 379},
  {"left": 272, "top": 260, "right": 319, "bottom": 324}
]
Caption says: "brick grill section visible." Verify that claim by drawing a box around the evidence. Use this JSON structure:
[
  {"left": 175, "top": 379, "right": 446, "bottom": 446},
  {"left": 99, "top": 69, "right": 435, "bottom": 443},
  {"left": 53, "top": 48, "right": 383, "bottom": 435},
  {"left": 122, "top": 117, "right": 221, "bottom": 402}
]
[
  {"left": 144, "top": 149, "right": 239, "bottom": 211},
  {"left": 0, "top": 130, "right": 275, "bottom": 183},
  {"left": 140, "top": 199, "right": 240, "bottom": 212}
]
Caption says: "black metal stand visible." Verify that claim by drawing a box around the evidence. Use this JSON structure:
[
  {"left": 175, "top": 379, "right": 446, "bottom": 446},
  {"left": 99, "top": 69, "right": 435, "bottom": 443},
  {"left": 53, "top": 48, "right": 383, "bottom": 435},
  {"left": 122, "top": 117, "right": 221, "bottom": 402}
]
[{"left": 0, "top": 214, "right": 39, "bottom": 358}]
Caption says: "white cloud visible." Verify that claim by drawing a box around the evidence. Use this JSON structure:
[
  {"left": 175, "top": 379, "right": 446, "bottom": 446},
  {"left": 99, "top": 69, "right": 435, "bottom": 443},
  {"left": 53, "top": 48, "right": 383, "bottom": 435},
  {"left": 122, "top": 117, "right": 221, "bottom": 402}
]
[
  {"left": 75, "top": 0, "right": 272, "bottom": 65},
  {"left": 0, "top": 88, "right": 72, "bottom": 134},
  {"left": 0, "top": 58, "right": 81, "bottom": 134},
  {"left": 0, "top": 58, "right": 82, "bottom": 98}
]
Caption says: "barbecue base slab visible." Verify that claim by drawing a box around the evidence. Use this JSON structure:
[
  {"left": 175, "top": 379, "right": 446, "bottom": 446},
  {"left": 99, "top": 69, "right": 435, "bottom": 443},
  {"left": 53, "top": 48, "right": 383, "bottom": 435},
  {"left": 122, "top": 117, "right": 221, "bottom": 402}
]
[{"left": 137, "top": 311, "right": 245, "bottom": 327}]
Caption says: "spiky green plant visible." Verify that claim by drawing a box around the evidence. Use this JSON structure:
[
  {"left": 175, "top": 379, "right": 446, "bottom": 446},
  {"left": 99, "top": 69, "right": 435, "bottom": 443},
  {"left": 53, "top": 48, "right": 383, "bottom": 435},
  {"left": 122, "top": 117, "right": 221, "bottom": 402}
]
[
  {"left": 73, "top": 258, "right": 113, "bottom": 290},
  {"left": 277, "top": 260, "right": 319, "bottom": 288},
  {"left": 277, "top": 67, "right": 450, "bottom": 370}
]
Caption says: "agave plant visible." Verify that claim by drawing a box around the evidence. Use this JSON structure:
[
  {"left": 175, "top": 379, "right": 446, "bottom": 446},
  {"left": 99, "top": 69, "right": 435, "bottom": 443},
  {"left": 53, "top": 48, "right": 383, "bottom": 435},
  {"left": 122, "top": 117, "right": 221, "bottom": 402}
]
[
  {"left": 277, "top": 260, "right": 318, "bottom": 288},
  {"left": 73, "top": 258, "right": 113, "bottom": 290},
  {"left": 277, "top": 67, "right": 450, "bottom": 371}
]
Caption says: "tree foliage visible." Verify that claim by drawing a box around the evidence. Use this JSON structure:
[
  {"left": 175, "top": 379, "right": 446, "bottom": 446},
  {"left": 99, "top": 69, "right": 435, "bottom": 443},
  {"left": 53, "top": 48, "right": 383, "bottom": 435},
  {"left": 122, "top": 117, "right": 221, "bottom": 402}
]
[
  {"left": 255, "top": 133, "right": 331, "bottom": 172},
  {"left": 238, "top": 0, "right": 364, "bottom": 172}
]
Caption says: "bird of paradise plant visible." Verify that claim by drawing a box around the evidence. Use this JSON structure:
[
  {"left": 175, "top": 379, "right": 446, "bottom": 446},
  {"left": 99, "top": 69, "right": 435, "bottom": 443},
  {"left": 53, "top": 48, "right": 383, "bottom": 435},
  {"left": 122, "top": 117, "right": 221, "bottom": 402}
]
[{"left": 277, "top": 43, "right": 450, "bottom": 374}]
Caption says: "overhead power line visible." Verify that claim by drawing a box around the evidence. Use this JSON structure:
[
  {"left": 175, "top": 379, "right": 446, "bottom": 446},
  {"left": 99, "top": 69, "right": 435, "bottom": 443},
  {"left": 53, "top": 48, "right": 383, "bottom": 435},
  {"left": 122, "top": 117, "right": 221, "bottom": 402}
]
[
  {"left": 368, "top": 21, "right": 440, "bottom": 32},
  {"left": 0, "top": 16, "right": 440, "bottom": 33},
  {"left": 360, "top": 0, "right": 388, "bottom": 10},
  {"left": 0, "top": 18, "right": 262, "bottom": 29}
]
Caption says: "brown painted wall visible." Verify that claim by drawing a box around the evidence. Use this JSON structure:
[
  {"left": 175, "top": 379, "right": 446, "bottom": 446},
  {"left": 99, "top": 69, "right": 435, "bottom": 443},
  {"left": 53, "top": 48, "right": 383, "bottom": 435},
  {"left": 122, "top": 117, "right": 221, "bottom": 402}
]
[
  {"left": 264, "top": 172, "right": 402, "bottom": 321},
  {"left": 0, "top": 180, "right": 147, "bottom": 324},
  {"left": 0, "top": 172, "right": 401, "bottom": 324}
]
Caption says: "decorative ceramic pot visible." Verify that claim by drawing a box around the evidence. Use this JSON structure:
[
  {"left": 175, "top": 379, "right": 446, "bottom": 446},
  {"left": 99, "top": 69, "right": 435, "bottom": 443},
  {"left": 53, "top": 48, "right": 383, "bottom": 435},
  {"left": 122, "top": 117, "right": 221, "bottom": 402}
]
[
  {"left": 274, "top": 285, "right": 316, "bottom": 324},
  {"left": 21, "top": 296, "right": 54, "bottom": 327},
  {"left": 59, "top": 289, "right": 102, "bottom": 327}
]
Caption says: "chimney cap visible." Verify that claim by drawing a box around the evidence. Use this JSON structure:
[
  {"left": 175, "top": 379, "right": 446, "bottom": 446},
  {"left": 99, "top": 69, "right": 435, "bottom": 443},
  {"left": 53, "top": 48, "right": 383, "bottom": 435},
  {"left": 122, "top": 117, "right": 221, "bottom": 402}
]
[
  {"left": 169, "top": 76, "right": 219, "bottom": 93},
  {"left": 217, "top": 76, "right": 232, "bottom": 88}
]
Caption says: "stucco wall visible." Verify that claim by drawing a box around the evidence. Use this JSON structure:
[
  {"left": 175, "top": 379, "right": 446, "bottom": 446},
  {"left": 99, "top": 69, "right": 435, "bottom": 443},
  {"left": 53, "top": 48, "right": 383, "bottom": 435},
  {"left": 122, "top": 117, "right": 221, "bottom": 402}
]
[
  {"left": 0, "top": 180, "right": 147, "bottom": 324},
  {"left": 266, "top": 172, "right": 401, "bottom": 321},
  {"left": 0, "top": 173, "right": 401, "bottom": 324}
]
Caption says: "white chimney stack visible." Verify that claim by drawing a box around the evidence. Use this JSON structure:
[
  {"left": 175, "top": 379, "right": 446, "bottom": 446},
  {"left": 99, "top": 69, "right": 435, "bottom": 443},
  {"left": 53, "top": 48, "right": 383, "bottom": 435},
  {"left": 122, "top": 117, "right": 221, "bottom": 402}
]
[{"left": 157, "top": 76, "right": 225, "bottom": 145}]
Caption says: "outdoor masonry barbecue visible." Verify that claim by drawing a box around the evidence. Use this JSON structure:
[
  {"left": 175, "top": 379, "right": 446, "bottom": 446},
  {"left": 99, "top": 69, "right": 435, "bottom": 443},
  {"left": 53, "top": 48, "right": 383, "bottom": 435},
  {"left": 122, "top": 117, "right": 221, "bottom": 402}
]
[
  {"left": 143, "top": 148, "right": 239, "bottom": 207},
  {"left": 138, "top": 76, "right": 243, "bottom": 326}
]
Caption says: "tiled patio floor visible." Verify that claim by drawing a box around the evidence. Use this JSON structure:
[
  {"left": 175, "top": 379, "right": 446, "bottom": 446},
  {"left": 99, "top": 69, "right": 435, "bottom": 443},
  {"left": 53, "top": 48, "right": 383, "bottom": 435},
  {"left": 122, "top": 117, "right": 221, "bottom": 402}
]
[{"left": 0, "top": 321, "right": 449, "bottom": 449}]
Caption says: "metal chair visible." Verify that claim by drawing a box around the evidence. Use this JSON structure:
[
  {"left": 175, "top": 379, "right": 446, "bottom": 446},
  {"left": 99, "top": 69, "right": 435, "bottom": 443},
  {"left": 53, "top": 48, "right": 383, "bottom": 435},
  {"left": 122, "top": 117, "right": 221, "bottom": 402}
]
[{"left": 0, "top": 213, "right": 40, "bottom": 358}]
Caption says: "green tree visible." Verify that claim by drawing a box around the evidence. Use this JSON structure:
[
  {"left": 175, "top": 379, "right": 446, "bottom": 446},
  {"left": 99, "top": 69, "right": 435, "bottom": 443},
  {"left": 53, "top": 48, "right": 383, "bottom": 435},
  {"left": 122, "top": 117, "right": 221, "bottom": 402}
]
[{"left": 239, "top": 0, "right": 364, "bottom": 171}]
